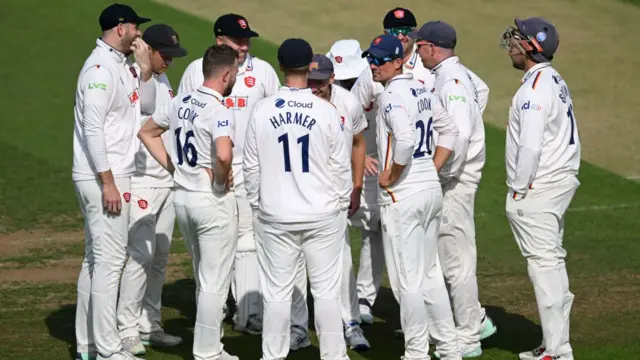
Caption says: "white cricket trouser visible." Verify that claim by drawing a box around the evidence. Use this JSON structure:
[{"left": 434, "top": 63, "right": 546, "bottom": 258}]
[
  {"left": 437, "top": 181, "right": 484, "bottom": 349},
  {"left": 117, "top": 187, "right": 175, "bottom": 338},
  {"left": 380, "top": 188, "right": 460, "bottom": 360},
  {"left": 290, "top": 227, "right": 361, "bottom": 331},
  {"left": 350, "top": 179, "right": 384, "bottom": 308},
  {"left": 255, "top": 213, "right": 349, "bottom": 360},
  {"left": 75, "top": 177, "right": 131, "bottom": 357},
  {"left": 174, "top": 188, "right": 238, "bottom": 360},
  {"left": 506, "top": 176, "right": 579, "bottom": 358},
  {"left": 230, "top": 185, "right": 261, "bottom": 328}
]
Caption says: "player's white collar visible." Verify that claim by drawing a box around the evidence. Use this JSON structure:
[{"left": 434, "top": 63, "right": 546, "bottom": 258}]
[
  {"left": 431, "top": 56, "right": 460, "bottom": 75},
  {"left": 280, "top": 86, "right": 312, "bottom": 93},
  {"left": 196, "top": 85, "right": 225, "bottom": 103},
  {"left": 403, "top": 45, "right": 418, "bottom": 70},
  {"left": 96, "top": 38, "right": 127, "bottom": 63},
  {"left": 238, "top": 54, "right": 254, "bottom": 75},
  {"left": 521, "top": 62, "right": 551, "bottom": 84},
  {"left": 384, "top": 73, "right": 414, "bottom": 89}
]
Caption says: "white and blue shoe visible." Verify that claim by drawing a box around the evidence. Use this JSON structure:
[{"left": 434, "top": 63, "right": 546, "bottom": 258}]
[
  {"left": 345, "top": 321, "right": 371, "bottom": 351},
  {"left": 290, "top": 325, "right": 312, "bottom": 351}
]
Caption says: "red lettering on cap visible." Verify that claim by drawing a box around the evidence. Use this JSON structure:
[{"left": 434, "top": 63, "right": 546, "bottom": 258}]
[
  {"left": 335, "top": 56, "right": 343, "bottom": 64},
  {"left": 138, "top": 199, "right": 148, "bottom": 209},
  {"left": 373, "top": 37, "right": 382, "bottom": 45},
  {"left": 244, "top": 76, "right": 256, "bottom": 88},
  {"left": 123, "top": 192, "right": 131, "bottom": 203},
  {"left": 394, "top": 9, "right": 405, "bottom": 18},
  {"left": 238, "top": 19, "right": 248, "bottom": 29}
]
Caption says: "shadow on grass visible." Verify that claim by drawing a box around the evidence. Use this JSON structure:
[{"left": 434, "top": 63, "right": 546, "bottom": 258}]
[{"left": 44, "top": 304, "right": 77, "bottom": 360}]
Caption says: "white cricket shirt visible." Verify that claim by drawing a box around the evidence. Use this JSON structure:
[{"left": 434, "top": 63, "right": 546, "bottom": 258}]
[
  {"left": 330, "top": 84, "right": 368, "bottom": 151},
  {"left": 507, "top": 63, "right": 581, "bottom": 197},
  {"left": 132, "top": 72, "right": 175, "bottom": 188},
  {"left": 431, "top": 56, "right": 487, "bottom": 188},
  {"left": 72, "top": 39, "right": 156, "bottom": 181},
  {"left": 376, "top": 73, "right": 459, "bottom": 205},
  {"left": 177, "top": 54, "right": 280, "bottom": 191},
  {"left": 243, "top": 87, "right": 352, "bottom": 225},
  {"left": 152, "top": 86, "right": 235, "bottom": 193}
]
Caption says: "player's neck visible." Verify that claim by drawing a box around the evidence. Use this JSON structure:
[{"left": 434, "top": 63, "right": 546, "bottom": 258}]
[
  {"left": 402, "top": 45, "right": 415, "bottom": 64},
  {"left": 202, "top": 79, "right": 226, "bottom": 97},
  {"left": 523, "top": 59, "right": 539, "bottom": 73},
  {"left": 100, "top": 35, "right": 127, "bottom": 55},
  {"left": 284, "top": 75, "right": 309, "bottom": 90}
]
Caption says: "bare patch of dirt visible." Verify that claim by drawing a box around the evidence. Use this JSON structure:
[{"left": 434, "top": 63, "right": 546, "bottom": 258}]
[
  {"left": 0, "top": 229, "right": 83, "bottom": 258},
  {"left": 0, "top": 257, "right": 82, "bottom": 283}
]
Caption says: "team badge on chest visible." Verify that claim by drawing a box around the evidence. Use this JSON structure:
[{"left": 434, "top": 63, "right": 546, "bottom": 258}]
[{"left": 244, "top": 76, "right": 256, "bottom": 88}]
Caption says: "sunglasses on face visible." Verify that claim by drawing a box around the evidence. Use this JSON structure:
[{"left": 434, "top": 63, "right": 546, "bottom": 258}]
[
  {"left": 385, "top": 26, "right": 413, "bottom": 37},
  {"left": 366, "top": 54, "right": 395, "bottom": 66}
]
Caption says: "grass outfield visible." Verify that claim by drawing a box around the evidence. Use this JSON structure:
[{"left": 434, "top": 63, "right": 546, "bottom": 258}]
[{"left": 1, "top": 0, "right": 640, "bottom": 359}]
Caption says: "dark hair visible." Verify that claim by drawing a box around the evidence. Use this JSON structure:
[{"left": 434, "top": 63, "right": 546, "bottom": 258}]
[{"left": 202, "top": 45, "right": 238, "bottom": 79}]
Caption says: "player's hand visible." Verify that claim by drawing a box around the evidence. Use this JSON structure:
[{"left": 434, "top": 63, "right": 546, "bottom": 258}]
[
  {"left": 130, "top": 38, "right": 152, "bottom": 79},
  {"left": 102, "top": 183, "right": 122, "bottom": 215},
  {"left": 378, "top": 169, "right": 393, "bottom": 188},
  {"left": 348, "top": 188, "right": 362, "bottom": 218},
  {"left": 364, "top": 156, "right": 379, "bottom": 177}
]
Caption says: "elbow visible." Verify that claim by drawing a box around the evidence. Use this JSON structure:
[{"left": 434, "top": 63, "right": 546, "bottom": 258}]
[{"left": 217, "top": 148, "right": 232, "bottom": 166}]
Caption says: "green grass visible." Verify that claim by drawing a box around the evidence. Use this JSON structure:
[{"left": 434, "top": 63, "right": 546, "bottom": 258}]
[{"left": 1, "top": 0, "right": 640, "bottom": 359}]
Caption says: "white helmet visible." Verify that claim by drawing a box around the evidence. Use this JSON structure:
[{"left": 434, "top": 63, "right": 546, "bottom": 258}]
[{"left": 326, "top": 39, "right": 369, "bottom": 81}]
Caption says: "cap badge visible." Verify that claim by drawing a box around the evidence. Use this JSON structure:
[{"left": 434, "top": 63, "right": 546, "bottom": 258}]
[
  {"left": 335, "top": 56, "right": 343, "bottom": 64},
  {"left": 310, "top": 62, "right": 319, "bottom": 70},
  {"left": 394, "top": 9, "right": 405, "bottom": 18},
  {"left": 238, "top": 19, "right": 248, "bottom": 29},
  {"left": 536, "top": 31, "right": 547, "bottom": 42},
  {"left": 171, "top": 35, "right": 178, "bottom": 44},
  {"left": 118, "top": 17, "right": 124, "bottom": 22},
  {"left": 373, "top": 36, "right": 382, "bottom": 45}
]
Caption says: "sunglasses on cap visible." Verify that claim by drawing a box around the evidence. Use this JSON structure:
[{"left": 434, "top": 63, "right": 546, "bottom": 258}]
[
  {"left": 366, "top": 54, "right": 396, "bottom": 66},
  {"left": 385, "top": 26, "right": 413, "bottom": 37}
]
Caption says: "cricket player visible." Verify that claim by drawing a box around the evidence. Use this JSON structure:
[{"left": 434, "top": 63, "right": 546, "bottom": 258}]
[
  {"left": 289, "top": 54, "right": 370, "bottom": 351},
  {"left": 117, "top": 24, "right": 188, "bottom": 356},
  {"left": 350, "top": 7, "right": 434, "bottom": 325},
  {"left": 177, "top": 14, "right": 280, "bottom": 334},
  {"left": 138, "top": 44, "right": 240, "bottom": 360},
  {"left": 501, "top": 17, "right": 580, "bottom": 360},
  {"left": 73, "top": 4, "right": 156, "bottom": 360},
  {"left": 243, "top": 38, "right": 352, "bottom": 360},
  {"left": 363, "top": 33, "right": 462, "bottom": 360},
  {"left": 409, "top": 21, "right": 496, "bottom": 357}
]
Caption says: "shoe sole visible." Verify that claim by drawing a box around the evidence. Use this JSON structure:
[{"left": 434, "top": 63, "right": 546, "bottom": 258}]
[
  {"left": 140, "top": 340, "right": 183, "bottom": 348},
  {"left": 290, "top": 339, "right": 312, "bottom": 351},
  {"left": 350, "top": 343, "right": 371, "bottom": 352},
  {"left": 480, "top": 325, "right": 498, "bottom": 341},
  {"left": 360, "top": 314, "right": 374, "bottom": 325}
]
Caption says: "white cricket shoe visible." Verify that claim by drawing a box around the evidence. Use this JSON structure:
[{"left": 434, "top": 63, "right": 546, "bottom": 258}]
[
  {"left": 289, "top": 325, "right": 311, "bottom": 351},
  {"left": 219, "top": 350, "right": 240, "bottom": 360},
  {"left": 140, "top": 329, "right": 183, "bottom": 347},
  {"left": 519, "top": 345, "right": 546, "bottom": 360},
  {"left": 359, "top": 303, "right": 374, "bottom": 325},
  {"left": 345, "top": 322, "right": 371, "bottom": 351},
  {"left": 121, "top": 337, "right": 146, "bottom": 356},
  {"left": 97, "top": 350, "right": 143, "bottom": 360}
]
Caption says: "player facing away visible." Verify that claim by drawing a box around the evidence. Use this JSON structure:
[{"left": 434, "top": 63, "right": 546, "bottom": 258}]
[
  {"left": 117, "top": 24, "right": 188, "bottom": 356},
  {"left": 72, "top": 4, "right": 156, "bottom": 360},
  {"left": 243, "top": 38, "right": 352, "bottom": 360},
  {"left": 501, "top": 17, "right": 580, "bottom": 360},
  {"left": 363, "top": 34, "right": 462, "bottom": 360},
  {"left": 410, "top": 21, "right": 496, "bottom": 357},
  {"left": 289, "top": 54, "right": 371, "bottom": 351},
  {"left": 138, "top": 45, "right": 240, "bottom": 360},
  {"left": 177, "top": 13, "right": 280, "bottom": 334}
]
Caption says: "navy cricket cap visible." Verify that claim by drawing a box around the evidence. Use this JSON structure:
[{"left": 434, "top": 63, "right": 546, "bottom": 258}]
[
  {"left": 99, "top": 3, "right": 151, "bottom": 31},
  {"left": 214, "top": 14, "right": 259, "bottom": 38},
  {"left": 278, "top": 38, "right": 314, "bottom": 69},
  {"left": 143, "top": 24, "right": 188, "bottom": 58},
  {"left": 308, "top": 54, "right": 334, "bottom": 80},
  {"left": 515, "top": 17, "right": 559, "bottom": 61},
  {"left": 362, "top": 34, "right": 403, "bottom": 59},
  {"left": 383, "top": 7, "right": 417, "bottom": 29},
  {"left": 408, "top": 21, "right": 457, "bottom": 49}
]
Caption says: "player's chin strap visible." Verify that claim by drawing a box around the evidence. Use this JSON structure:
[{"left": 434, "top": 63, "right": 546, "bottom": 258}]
[{"left": 500, "top": 26, "right": 546, "bottom": 60}]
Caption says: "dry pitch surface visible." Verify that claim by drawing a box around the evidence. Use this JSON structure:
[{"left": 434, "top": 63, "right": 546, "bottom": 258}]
[{"left": 154, "top": 0, "right": 640, "bottom": 178}]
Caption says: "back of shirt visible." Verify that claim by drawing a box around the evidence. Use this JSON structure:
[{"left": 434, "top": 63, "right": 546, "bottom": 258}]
[
  {"left": 507, "top": 65, "right": 581, "bottom": 189},
  {"left": 243, "top": 88, "right": 352, "bottom": 224},
  {"left": 152, "top": 87, "right": 234, "bottom": 193}
]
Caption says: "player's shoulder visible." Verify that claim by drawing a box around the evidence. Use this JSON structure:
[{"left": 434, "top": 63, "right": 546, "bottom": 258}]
[
  {"left": 184, "top": 57, "right": 203, "bottom": 72},
  {"left": 247, "top": 54, "right": 277, "bottom": 72},
  {"left": 332, "top": 84, "right": 357, "bottom": 103},
  {"left": 518, "top": 66, "right": 560, "bottom": 100}
]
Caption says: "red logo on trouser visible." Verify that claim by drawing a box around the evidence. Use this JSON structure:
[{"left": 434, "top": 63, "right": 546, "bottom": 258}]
[
  {"left": 138, "top": 199, "right": 148, "bottom": 209},
  {"left": 123, "top": 192, "right": 131, "bottom": 202}
]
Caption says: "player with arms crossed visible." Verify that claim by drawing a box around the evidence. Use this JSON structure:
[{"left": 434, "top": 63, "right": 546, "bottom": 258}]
[
  {"left": 178, "top": 14, "right": 280, "bottom": 334},
  {"left": 138, "top": 45, "right": 240, "bottom": 360},
  {"left": 410, "top": 21, "right": 496, "bottom": 357},
  {"left": 363, "top": 34, "right": 462, "bottom": 360},
  {"left": 288, "top": 54, "right": 370, "bottom": 351},
  {"left": 117, "top": 24, "right": 188, "bottom": 356},
  {"left": 72, "top": 4, "right": 156, "bottom": 360},
  {"left": 243, "top": 38, "right": 352, "bottom": 360},
  {"left": 501, "top": 17, "right": 580, "bottom": 360}
]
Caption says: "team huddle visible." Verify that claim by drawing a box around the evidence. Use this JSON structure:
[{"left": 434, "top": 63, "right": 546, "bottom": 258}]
[{"left": 72, "top": 3, "right": 581, "bottom": 360}]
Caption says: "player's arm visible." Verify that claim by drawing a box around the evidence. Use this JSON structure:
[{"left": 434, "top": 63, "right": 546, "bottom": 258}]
[
  {"left": 243, "top": 106, "right": 261, "bottom": 210},
  {"left": 211, "top": 108, "right": 235, "bottom": 193},
  {"left": 349, "top": 102, "right": 367, "bottom": 211},
  {"left": 176, "top": 61, "right": 197, "bottom": 95},
  {"left": 328, "top": 108, "right": 353, "bottom": 211},
  {"left": 430, "top": 96, "right": 459, "bottom": 172},
  {"left": 466, "top": 68, "right": 490, "bottom": 115},
  {"left": 131, "top": 39, "right": 156, "bottom": 115},
  {"left": 379, "top": 92, "right": 414, "bottom": 187},
  {"left": 81, "top": 65, "right": 121, "bottom": 214},
  {"left": 510, "top": 90, "right": 547, "bottom": 198},
  {"left": 437, "top": 81, "right": 473, "bottom": 183},
  {"left": 138, "top": 101, "right": 173, "bottom": 174},
  {"left": 350, "top": 67, "right": 375, "bottom": 112}
]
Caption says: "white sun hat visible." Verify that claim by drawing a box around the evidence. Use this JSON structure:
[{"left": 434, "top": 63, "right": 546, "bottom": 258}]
[{"left": 326, "top": 39, "right": 370, "bottom": 81}]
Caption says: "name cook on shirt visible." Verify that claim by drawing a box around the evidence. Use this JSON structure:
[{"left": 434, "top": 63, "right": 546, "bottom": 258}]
[{"left": 178, "top": 95, "right": 207, "bottom": 124}]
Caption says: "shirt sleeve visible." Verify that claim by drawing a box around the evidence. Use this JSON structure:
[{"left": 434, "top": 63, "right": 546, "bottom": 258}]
[
  {"left": 137, "top": 68, "right": 157, "bottom": 115},
  {"left": 430, "top": 96, "right": 459, "bottom": 150},
  {"left": 81, "top": 65, "right": 116, "bottom": 173},
  {"left": 439, "top": 80, "right": 473, "bottom": 180},
  {"left": 177, "top": 61, "right": 198, "bottom": 95},
  {"left": 328, "top": 106, "right": 353, "bottom": 211},
  {"left": 350, "top": 97, "right": 368, "bottom": 135},
  {"left": 210, "top": 107, "right": 235, "bottom": 141},
  {"left": 263, "top": 63, "right": 281, "bottom": 96},
  {"left": 381, "top": 91, "right": 414, "bottom": 166},
  {"left": 151, "top": 99, "right": 172, "bottom": 129},
  {"left": 510, "top": 88, "right": 548, "bottom": 194},
  {"left": 466, "top": 68, "right": 490, "bottom": 115},
  {"left": 242, "top": 105, "right": 261, "bottom": 211}
]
